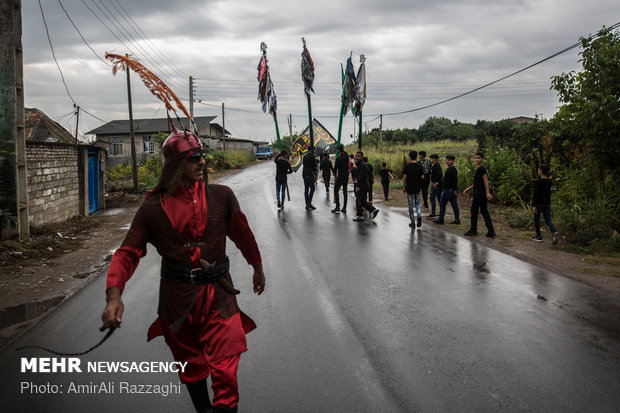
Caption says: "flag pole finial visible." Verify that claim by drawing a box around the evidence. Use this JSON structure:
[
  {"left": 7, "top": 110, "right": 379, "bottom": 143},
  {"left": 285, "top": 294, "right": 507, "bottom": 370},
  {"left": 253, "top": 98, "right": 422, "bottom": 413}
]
[
  {"left": 302, "top": 37, "right": 306, "bottom": 47},
  {"left": 260, "top": 42, "right": 267, "bottom": 55},
  {"left": 360, "top": 54, "right": 366, "bottom": 63}
]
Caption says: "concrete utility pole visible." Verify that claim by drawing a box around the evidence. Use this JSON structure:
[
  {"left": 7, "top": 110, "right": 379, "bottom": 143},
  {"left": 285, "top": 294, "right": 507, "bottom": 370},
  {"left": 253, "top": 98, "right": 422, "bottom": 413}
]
[
  {"left": 189, "top": 76, "right": 194, "bottom": 119},
  {"left": 288, "top": 114, "right": 292, "bottom": 137},
  {"left": 221, "top": 102, "right": 226, "bottom": 151},
  {"left": 125, "top": 55, "right": 139, "bottom": 192},
  {"left": 74, "top": 105, "right": 80, "bottom": 143},
  {"left": 380, "top": 114, "right": 383, "bottom": 153},
  {"left": 0, "top": 0, "right": 28, "bottom": 239}
]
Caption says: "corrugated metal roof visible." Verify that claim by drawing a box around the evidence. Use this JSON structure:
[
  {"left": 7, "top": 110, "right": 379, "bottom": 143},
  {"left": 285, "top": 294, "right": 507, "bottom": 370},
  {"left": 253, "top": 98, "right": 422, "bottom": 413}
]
[
  {"left": 86, "top": 116, "right": 219, "bottom": 135},
  {"left": 25, "top": 108, "right": 76, "bottom": 143}
]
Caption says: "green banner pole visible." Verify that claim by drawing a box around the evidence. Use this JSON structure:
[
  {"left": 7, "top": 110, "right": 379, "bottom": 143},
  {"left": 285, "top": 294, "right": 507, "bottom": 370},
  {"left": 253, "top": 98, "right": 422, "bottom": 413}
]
[
  {"left": 307, "top": 94, "right": 314, "bottom": 155},
  {"left": 273, "top": 111, "right": 282, "bottom": 151},
  {"left": 337, "top": 64, "right": 346, "bottom": 148},
  {"left": 358, "top": 110, "right": 362, "bottom": 150}
]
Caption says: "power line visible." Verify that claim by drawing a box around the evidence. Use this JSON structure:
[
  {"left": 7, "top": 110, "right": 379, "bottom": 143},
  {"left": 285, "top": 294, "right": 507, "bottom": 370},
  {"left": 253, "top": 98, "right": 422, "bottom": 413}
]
[
  {"left": 57, "top": 0, "right": 111, "bottom": 66},
  {"left": 110, "top": 0, "right": 189, "bottom": 78},
  {"left": 380, "top": 21, "right": 620, "bottom": 117},
  {"left": 38, "top": 0, "right": 76, "bottom": 106}
]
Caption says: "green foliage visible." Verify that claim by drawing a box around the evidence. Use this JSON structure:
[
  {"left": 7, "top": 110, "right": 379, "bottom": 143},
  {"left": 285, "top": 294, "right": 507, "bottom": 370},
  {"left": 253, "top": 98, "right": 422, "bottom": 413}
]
[
  {"left": 106, "top": 163, "right": 133, "bottom": 181},
  {"left": 551, "top": 27, "right": 620, "bottom": 173},
  {"left": 552, "top": 165, "right": 620, "bottom": 246},
  {"left": 208, "top": 150, "right": 255, "bottom": 170}
]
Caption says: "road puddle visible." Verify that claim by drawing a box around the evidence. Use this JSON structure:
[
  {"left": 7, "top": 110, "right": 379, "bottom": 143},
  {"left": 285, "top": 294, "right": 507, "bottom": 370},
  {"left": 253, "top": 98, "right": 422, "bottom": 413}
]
[{"left": 0, "top": 296, "right": 65, "bottom": 329}]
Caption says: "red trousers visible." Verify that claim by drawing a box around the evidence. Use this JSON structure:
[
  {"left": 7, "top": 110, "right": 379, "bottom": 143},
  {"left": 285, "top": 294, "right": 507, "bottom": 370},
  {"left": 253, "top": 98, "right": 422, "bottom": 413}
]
[{"left": 148, "top": 284, "right": 255, "bottom": 408}]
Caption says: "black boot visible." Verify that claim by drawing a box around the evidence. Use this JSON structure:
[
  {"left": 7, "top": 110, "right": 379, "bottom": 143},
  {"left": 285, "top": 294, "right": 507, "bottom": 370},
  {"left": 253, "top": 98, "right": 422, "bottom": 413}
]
[{"left": 186, "top": 379, "right": 213, "bottom": 413}]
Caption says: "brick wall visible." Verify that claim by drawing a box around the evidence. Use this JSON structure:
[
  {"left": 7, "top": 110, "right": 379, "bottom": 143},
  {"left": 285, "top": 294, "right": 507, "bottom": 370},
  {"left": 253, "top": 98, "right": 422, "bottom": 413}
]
[{"left": 26, "top": 142, "right": 81, "bottom": 227}]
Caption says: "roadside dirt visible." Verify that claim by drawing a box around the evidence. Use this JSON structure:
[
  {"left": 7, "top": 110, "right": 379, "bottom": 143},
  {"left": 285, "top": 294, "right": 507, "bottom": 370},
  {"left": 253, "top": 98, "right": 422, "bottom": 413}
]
[{"left": 1, "top": 167, "right": 619, "bottom": 351}]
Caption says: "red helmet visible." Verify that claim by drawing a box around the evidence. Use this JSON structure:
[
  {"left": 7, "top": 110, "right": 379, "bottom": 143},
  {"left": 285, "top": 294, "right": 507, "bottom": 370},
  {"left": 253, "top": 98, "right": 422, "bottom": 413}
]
[{"left": 162, "top": 126, "right": 203, "bottom": 160}]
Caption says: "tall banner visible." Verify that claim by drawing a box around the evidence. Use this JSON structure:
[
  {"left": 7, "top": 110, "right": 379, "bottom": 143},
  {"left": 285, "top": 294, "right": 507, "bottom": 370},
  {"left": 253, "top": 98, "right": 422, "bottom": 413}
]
[{"left": 290, "top": 119, "right": 337, "bottom": 171}]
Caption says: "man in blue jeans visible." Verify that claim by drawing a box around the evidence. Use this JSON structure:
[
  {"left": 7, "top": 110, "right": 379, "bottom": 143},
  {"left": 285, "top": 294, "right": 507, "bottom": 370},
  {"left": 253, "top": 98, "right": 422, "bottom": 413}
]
[
  {"left": 433, "top": 154, "right": 460, "bottom": 225},
  {"left": 402, "top": 150, "right": 425, "bottom": 228},
  {"left": 532, "top": 164, "right": 559, "bottom": 244},
  {"left": 427, "top": 153, "right": 443, "bottom": 218},
  {"left": 274, "top": 150, "right": 293, "bottom": 209},
  {"left": 302, "top": 151, "right": 318, "bottom": 210}
]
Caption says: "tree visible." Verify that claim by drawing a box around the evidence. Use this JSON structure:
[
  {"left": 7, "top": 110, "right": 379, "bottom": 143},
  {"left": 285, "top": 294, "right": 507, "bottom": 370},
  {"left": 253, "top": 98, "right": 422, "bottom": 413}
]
[{"left": 551, "top": 26, "right": 620, "bottom": 172}]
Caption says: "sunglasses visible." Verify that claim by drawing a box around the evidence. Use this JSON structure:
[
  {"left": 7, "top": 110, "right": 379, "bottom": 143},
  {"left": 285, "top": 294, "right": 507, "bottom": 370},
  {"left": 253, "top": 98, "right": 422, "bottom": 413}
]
[{"left": 187, "top": 152, "right": 205, "bottom": 163}]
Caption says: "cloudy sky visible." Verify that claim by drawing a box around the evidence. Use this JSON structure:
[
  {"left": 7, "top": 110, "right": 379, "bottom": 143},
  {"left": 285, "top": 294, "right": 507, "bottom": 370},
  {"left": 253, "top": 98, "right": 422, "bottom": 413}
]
[{"left": 21, "top": 0, "right": 619, "bottom": 144}]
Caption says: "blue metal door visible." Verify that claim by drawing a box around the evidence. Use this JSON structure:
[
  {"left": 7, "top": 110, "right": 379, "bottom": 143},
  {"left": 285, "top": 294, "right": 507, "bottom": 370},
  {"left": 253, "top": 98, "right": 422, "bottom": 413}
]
[{"left": 88, "top": 150, "right": 99, "bottom": 214}]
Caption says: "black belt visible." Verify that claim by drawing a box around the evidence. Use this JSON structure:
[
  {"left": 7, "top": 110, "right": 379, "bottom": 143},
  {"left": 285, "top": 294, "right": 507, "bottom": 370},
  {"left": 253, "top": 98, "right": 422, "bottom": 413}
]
[{"left": 161, "top": 256, "right": 230, "bottom": 285}]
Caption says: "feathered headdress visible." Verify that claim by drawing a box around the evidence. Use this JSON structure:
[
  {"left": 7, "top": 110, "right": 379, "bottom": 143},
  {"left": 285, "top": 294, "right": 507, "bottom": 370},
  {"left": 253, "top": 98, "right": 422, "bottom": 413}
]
[{"left": 105, "top": 53, "right": 196, "bottom": 133}]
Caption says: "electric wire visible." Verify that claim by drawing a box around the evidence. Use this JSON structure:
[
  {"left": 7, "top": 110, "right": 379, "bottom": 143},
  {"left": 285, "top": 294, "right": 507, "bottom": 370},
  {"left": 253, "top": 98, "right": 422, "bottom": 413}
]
[
  {"left": 38, "top": 0, "right": 76, "bottom": 106},
  {"left": 110, "top": 0, "right": 189, "bottom": 78},
  {"left": 57, "top": 0, "right": 111, "bottom": 67}
]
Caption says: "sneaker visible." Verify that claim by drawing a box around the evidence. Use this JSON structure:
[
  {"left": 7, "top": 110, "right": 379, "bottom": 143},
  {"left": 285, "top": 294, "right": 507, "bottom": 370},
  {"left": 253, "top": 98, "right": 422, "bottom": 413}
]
[
  {"left": 309, "top": 205, "right": 317, "bottom": 210},
  {"left": 485, "top": 232, "right": 496, "bottom": 238},
  {"left": 277, "top": 200, "right": 281, "bottom": 208},
  {"left": 450, "top": 220, "right": 461, "bottom": 225},
  {"left": 464, "top": 230, "right": 478, "bottom": 236},
  {"left": 331, "top": 208, "right": 340, "bottom": 214},
  {"left": 417, "top": 217, "right": 422, "bottom": 228},
  {"left": 341, "top": 208, "right": 347, "bottom": 214},
  {"left": 532, "top": 236, "right": 543, "bottom": 242},
  {"left": 305, "top": 205, "right": 311, "bottom": 210},
  {"left": 427, "top": 214, "right": 437, "bottom": 219},
  {"left": 433, "top": 219, "right": 444, "bottom": 225},
  {"left": 372, "top": 209, "right": 380, "bottom": 219},
  {"left": 280, "top": 204, "right": 285, "bottom": 209},
  {"left": 353, "top": 216, "right": 364, "bottom": 222},
  {"left": 409, "top": 222, "right": 415, "bottom": 228},
  {"left": 552, "top": 232, "right": 559, "bottom": 245}
]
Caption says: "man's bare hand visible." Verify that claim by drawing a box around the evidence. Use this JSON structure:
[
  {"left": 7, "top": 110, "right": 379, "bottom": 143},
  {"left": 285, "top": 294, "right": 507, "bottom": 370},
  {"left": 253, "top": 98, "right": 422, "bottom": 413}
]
[
  {"left": 252, "top": 265, "right": 266, "bottom": 295},
  {"left": 100, "top": 287, "right": 124, "bottom": 331}
]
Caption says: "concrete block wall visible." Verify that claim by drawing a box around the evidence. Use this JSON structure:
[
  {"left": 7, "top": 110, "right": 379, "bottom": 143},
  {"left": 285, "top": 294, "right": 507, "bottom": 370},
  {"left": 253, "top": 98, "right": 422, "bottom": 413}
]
[{"left": 26, "top": 142, "right": 80, "bottom": 227}]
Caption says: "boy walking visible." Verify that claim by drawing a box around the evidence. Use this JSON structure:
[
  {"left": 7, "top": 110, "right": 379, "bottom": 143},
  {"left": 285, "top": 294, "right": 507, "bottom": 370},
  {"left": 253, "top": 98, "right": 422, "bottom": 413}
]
[
  {"left": 274, "top": 150, "right": 293, "bottom": 209},
  {"left": 379, "top": 162, "right": 394, "bottom": 200},
  {"left": 532, "top": 164, "right": 559, "bottom": 244},
  {"left": 427, "top": 154, "right": 442, "bottom": 218},
  {"left": 433, "top": 154, "right": 460, "bottom": 225},
  {"left": 464, "top": 152, "right": 496, "bottom": 238},
  {"left": 402, "top": 150, "right": 425, "bottom": 228},
  {"left": 418, "top": 151, "right": 432, "bottom": 209}
]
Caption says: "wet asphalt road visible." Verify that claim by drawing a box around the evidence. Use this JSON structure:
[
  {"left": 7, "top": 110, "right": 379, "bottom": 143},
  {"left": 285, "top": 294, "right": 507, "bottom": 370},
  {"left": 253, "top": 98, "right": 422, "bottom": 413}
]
[{"left": 2, "top": 161, "right": 620, "bottom": 412}]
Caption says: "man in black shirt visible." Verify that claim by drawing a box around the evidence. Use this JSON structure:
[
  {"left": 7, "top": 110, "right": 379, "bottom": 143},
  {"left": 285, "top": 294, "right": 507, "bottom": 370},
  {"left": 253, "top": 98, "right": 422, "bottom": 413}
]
[
  {"left": 274, "top": 150, "right": 293, "bottom": 209},
  {"left": 302, "top": 151, "right": 318, "bottom": 210},
  {"left": 464, "top": 152, "right": 495, "bottom": 237},
  {"left": 331, "top": 144, "right": 350, "bottom": 214},
  {"left": 363, "top": 156, "right": 374, "bottom": 203},
  {"left": 352, "top": 151, "right": 379, "bottom": 222},
  {"left": 402, "top": 150, "right": 425, "bottom": 228},
  {"left": 532, "top": 164, "right": 559, "bottom": 244},
  {"left": 379, "top": 162, "right": 394, "bottom": 200},
  {"left": 418, "top": 151, "right": 432, "bottom": 209},
  {"left": 427, "top": 154, "right": 443, "bottom": 218},
  {"left": 433, "top": 154, "right": 460, "bottom": 225},
  {"left": 319, "top": 153, "right": 333, "bottom": 195}
]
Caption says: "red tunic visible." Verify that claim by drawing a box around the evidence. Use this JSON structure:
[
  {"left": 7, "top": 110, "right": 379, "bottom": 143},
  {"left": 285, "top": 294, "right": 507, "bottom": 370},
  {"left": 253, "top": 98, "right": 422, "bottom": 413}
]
[{"left": 106, "top": 182, "right": 261, "bottom": 382}]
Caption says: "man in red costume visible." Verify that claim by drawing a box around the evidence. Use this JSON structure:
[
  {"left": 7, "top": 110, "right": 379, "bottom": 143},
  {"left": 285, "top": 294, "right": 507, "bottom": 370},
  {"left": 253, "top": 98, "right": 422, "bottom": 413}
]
[{"left": 101, "top": 127, "right": 265, "bottom": 413}]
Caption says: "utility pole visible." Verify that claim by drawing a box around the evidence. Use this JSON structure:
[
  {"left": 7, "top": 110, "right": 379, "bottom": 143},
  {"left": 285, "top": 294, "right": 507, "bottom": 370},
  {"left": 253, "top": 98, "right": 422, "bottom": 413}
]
[
  {"left": 1, "top": 0, "right": 28, "bottom": 239},
  {"left": 288, "top": 114, "right": 293, "bottom": 137},
  {"left": 221, "top": 102, "right": 226, "bottom": 151},
  {"left": 74, "top": 105, "right": 80, "bottom": 143},
  {"left": 125, "top": 55, "right": 138, "bottom": 192},
  {"left": 189, "top": 76, "right": 194, "bottom": 119},
  {"left": 379, "top": 114, "right": 383, "bottom": 153}
]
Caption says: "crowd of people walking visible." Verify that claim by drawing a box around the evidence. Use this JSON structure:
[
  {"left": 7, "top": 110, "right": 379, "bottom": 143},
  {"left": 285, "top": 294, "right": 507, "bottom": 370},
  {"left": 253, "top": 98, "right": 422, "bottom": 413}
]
[{"left": 273, "top": 147, "right": 559, "bottom": 244}]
